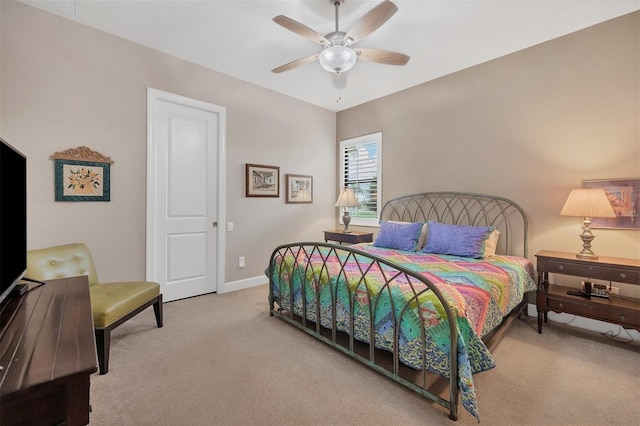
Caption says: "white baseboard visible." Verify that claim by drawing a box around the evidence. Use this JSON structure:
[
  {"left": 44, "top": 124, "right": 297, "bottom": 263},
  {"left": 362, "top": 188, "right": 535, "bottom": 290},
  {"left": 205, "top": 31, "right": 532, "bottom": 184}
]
[
  {"left": 528, "top": 303, "right": 639, "bottom": 342},
  {"left": 220, "top": 275, "right": 266, "bottom": 293}
]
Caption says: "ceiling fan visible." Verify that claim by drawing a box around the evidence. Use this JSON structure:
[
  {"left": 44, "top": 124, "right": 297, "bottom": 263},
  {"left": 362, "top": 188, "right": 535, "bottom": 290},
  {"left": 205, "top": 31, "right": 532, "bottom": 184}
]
[{"left": 271, "top": 0, "right": 410, "bottom": 87}]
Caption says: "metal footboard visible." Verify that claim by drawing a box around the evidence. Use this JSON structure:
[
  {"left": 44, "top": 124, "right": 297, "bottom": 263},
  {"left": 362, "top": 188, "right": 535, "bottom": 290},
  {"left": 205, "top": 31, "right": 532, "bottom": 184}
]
[{"left": 268, "top": 242, "right": 460, "bottom": 421}]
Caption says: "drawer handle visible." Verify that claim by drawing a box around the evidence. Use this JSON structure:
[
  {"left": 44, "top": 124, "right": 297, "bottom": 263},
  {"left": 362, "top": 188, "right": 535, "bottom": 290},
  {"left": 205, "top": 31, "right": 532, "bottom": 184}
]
[
  {"left": 558, "top": 265, "right": 564, "bottom": 270},
  {"left": 558, "top": 302, "right": 564, "bottom": 309},
  {"left": 619, "top": 314, "right": 626, "bottom": 321},
  {"left": 619, "top": 273, "right": 627, "bottom": 279}
]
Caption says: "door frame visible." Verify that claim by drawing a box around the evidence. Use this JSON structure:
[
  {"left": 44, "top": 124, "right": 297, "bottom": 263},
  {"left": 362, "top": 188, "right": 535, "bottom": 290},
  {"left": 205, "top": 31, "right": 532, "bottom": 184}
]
[{"left": 146, "top": 88, "right": 227, "bottom": 295}]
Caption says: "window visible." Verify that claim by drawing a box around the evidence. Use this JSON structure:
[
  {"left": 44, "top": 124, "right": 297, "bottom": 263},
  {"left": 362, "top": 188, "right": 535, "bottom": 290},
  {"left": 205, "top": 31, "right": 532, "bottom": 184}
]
[{"left": 339, "top": 132, "right": 381, "bottom": 227}]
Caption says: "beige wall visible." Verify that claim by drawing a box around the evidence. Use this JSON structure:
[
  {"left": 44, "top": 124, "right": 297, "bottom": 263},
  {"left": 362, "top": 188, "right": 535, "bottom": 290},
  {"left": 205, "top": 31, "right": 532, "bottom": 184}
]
[
  {"left": 0, "top": 1, "right": 336, "bottom": 285},
  {"left": 338, "top": 12, "right": 640, "bottom": 295}
]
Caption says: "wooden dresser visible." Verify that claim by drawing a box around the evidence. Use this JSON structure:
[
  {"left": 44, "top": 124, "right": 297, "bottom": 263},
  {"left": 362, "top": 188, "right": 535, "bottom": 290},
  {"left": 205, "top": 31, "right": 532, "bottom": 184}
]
[
  {"left": 0, "top": 276, "right": 97, "bottom": 425},
  {"left": 535, "top": 250, "right": 640, "bottom": 333}
]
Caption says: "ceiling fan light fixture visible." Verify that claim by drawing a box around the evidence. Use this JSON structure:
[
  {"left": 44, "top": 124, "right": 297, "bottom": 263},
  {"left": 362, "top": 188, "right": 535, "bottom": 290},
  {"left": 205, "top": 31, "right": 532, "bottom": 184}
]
[
  {"left": 272, "top": 0, "right": 409, "bottom": 79},
  {"left": 319, "top": 45, "right": 357, "bottom": 73}
]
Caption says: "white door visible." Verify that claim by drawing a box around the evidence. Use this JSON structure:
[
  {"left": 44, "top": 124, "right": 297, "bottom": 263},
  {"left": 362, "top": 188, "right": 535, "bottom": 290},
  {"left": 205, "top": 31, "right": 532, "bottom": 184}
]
[{"left": 146, "top": 88, "right": 226, "bottom": 302}]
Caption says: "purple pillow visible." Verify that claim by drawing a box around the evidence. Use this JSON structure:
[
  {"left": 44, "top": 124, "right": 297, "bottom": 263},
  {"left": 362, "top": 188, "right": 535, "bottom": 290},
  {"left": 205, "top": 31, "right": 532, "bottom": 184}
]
[
  {"left": 374, "top": 221, "right": 424, "bottom": 251},
  {"left": 421, "top": 221, "right": 493, "bottom": 258}
]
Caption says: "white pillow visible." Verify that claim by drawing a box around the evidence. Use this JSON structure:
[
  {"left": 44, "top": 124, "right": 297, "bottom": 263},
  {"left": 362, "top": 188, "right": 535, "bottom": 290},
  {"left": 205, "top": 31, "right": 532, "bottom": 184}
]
[
  {"left": 417, "top": 222, "right": 428, "bottom": 250},
  {"left": 483, "top": 229, "right": 501, "bottom": 256}
]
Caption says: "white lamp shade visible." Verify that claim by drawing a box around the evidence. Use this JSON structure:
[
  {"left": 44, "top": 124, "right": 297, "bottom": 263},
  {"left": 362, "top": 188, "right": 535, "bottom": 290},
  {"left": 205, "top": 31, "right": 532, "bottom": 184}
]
[
  {"left": 335, "top": 188, "right": 359, "bottom": 207},
  {"left": 319, "top": 45, "right": 357, "bottom": 73},
  {"left": 560, "top": 188, "right": 616, "bottom": 218}
]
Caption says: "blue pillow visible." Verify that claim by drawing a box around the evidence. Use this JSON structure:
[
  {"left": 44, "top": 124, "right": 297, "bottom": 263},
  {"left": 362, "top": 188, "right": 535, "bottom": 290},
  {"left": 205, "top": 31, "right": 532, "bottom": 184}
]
[
  {"left": 421, "top": 221, "right": 493, "bottom": 258},
  {"left": 374, "top": 221, "right": 424, "bottom": 251}
]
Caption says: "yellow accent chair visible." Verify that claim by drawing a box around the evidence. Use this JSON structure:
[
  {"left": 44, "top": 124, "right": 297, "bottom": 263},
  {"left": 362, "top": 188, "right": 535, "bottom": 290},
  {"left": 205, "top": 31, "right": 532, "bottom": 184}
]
[{"left": 26, "top": 243, "right": 163, "bottom": 374}]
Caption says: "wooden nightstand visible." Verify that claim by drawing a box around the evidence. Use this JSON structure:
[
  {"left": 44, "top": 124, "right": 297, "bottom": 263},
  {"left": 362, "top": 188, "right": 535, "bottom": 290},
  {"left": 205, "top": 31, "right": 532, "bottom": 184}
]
[
  {"left": 535, "top": 250, "right": 640, "bottom": 334},
  {"left": 324, "top": 230, "right": 373, "bottom": 245}
]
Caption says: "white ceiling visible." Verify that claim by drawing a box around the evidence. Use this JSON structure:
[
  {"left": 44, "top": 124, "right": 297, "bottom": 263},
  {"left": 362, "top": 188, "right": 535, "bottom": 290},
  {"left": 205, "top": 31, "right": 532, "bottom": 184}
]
[{"left": 23, "top": 0, "right": 640, "bottom": 112}]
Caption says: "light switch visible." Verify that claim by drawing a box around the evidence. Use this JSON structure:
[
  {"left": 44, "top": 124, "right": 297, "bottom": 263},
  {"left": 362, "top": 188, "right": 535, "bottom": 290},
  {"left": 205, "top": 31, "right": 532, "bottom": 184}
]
[{"left": 227, "top": 222, "right": 234, "bottom": 232}]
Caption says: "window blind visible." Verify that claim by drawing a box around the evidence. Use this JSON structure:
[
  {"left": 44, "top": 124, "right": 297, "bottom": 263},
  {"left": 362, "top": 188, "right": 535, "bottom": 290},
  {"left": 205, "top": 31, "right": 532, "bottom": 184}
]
[{"left": 339, "top": 133, "right": 381, "bottom": 226}]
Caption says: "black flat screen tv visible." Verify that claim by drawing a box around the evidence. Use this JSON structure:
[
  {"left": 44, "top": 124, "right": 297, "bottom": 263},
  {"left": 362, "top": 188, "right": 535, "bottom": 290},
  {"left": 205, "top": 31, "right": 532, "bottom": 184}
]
[{"left": 0, "top": 138, "right": 27, "bottom": 307}]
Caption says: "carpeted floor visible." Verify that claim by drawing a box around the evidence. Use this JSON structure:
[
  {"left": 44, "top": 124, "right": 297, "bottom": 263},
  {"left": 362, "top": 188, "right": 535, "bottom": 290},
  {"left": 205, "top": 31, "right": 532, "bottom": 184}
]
[{"left": 89, "top": 284, "right": 640, "bottom": 425}]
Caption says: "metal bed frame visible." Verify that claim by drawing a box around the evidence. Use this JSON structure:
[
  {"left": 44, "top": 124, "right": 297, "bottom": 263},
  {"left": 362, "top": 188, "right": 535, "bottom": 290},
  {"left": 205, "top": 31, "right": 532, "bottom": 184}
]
[{"left": 267, "top": 192, "right": 529, "bottom": 421}]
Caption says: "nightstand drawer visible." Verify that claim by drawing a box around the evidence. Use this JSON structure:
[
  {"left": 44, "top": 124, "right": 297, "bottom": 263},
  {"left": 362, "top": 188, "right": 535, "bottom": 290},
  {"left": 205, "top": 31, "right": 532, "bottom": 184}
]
[
  {"left": 324, "top": 230, "right": 373, "bottom": 245},
  {"left": 547, "top": 260, "right": 640, "bottom": 284},
  {"left": 336, "top": 233, "right": 360, "bottom": 244},
  {"left": 547, "top": 297, "right": 640, "bottom": 327}
]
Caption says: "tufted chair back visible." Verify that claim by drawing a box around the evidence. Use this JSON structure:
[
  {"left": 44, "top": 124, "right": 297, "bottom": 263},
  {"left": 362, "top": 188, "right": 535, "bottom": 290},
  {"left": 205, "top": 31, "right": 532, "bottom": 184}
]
[{"left": 26, "top": 243, "right": 99, "bottom": 286}]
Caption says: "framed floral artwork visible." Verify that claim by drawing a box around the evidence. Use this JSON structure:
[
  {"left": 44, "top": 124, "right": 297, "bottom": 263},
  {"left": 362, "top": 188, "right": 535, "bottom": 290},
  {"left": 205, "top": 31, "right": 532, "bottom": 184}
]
[
  {"left": 582, "top": 177, "right": 639, "bottom": 229},
  {"left": 51, "top": 146, "right": 113, "bottom": 202},
  {"left": 246, "top": 163, "right": 279, "bottom": 197},
  {"left": 286, "top": 174, "right": 313, "bottom": 204}
]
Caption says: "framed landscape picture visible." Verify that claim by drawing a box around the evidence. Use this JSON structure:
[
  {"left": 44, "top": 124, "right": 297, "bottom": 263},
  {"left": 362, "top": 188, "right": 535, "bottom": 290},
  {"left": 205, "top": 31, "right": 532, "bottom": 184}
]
[
  {"left": 582, "top": 177, "right": 639, "bottom": 229},
  {"left": 286, "top": 174, "right": 313, "bottom": 204},
  {"left": 246, "top": 163, "right": 279, "bottom": 197}
]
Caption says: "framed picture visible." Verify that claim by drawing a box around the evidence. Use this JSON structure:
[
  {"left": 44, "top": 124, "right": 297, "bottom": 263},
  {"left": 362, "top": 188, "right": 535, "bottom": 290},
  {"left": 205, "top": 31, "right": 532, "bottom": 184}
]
[
  {"left": 54, "top": 160, "right": 111, "bottom": 202},
  {"left": 246, "top": 163, "right": 279, "bottom": 197},
  {"left": 583, "top": 177, "right": 639, "bottom": 229},
  {"left": 51, "top": 146, "right": 113, "bottom": 202},
  {"left": 286, "top": 174, "right": 313, "bottom": 204}
]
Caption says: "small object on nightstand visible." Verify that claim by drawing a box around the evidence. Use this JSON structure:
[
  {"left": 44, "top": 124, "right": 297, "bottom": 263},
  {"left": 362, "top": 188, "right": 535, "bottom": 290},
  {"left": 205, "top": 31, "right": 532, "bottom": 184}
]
[
  {"left": 574, "top": 281, "right": 609, "bottom": 299},
  {"left": 566, "top": 290, "right": 590, "bottom": 297},
  {"left": 591, "top": 283, "right": 609, "bottom": 299}
]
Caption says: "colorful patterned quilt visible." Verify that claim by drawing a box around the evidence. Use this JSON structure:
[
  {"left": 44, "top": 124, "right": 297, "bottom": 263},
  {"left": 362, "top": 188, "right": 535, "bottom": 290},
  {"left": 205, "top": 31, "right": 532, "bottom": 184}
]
[{"left": 269, "top": 243, "right": 536, "bottom": 420}]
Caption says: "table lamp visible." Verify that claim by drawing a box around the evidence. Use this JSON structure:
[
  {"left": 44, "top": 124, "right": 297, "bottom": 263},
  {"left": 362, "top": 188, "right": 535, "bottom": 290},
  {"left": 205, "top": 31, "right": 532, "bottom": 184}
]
[
  {"left": 560, "top": 188, "right": 616, "bottom": 259},
  {"left": 335, "top": 188, "right": 359, "bottom": 233}
]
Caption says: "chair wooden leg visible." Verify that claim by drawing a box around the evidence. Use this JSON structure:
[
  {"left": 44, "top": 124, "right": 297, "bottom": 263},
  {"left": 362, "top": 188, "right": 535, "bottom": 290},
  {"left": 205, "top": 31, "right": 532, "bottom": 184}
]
[
  {"left": 94, "top": 328, "right": 111, "bottom": 375},
  {"left": 92, "top": 295, "right": 162, "bottom": 375},
  {"left": 153, "top": 295, "right": 163, "bottom": 328}
]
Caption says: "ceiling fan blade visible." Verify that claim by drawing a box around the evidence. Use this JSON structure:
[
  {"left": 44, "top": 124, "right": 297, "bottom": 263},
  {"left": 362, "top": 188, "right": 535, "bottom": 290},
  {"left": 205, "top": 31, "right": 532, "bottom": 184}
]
[
  {"left": 271, "top": 54, "right": 320, "bottom": 73},
  {"left": 332, "top": 72, "right": 347, "bottom": 90},
  {"left": 273, "top": 15, "right": 329, "bottom": 45},
  {"left": 354, "top": 48, "right": 410, "bottom": 66},
  {"left": 344, "top": 0, "right": 398, "bottom": 45}
]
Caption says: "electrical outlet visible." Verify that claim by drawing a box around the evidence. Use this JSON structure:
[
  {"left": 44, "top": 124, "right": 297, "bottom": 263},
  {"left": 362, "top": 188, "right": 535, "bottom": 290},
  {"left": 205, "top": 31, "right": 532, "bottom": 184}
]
[
  {"left": 238, "top": 256, "right": 245, "bottom": 268},
  {"left": 609, "top": 286, "right": 619, "bottom": 296}
]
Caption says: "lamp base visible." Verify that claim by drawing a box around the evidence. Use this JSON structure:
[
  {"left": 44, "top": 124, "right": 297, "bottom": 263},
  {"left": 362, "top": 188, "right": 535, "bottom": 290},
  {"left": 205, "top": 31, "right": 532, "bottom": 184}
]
[
  {"left": 342, "top": 211, "right": 352, "bottom": 233},
  {"left": 576, "top": 253, "right": 598, "bottom": 260},
  {"left": 576, "top": 217, "right": 598, "bottom": 260}
]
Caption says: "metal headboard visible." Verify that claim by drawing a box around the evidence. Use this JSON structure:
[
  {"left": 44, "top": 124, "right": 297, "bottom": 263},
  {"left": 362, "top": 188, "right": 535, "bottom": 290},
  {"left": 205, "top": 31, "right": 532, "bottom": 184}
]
[{"left": 379, "top": 192, "right": 528, "bottom": 258}]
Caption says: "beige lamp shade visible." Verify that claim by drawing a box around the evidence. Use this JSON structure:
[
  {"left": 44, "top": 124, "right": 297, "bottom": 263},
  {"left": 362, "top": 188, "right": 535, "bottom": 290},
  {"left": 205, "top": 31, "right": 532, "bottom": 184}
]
[
  {"left": 335, "top": 188, "right": 359, "bottom": 207},
  {"left": 560, "top": 188, "right": 616, "bottom": 218}
]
